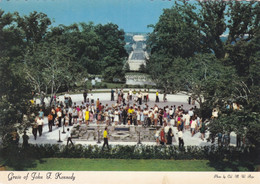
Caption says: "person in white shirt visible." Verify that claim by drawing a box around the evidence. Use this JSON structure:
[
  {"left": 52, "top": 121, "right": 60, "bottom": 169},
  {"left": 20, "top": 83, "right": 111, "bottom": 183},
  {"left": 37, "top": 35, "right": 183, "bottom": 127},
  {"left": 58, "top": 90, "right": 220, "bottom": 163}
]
[
  {"left": 66, "top": 128, "right": 73, "bottom": 146},
  {"left": 37, "top": 117, "right": 44, "bottom": 136},
  {"left": 190, "top": 117, "right": 197, "bottom": 137},
  {"left": 155, "top": 128, "right": 160, "bottom": 145},
  {"left": 147, "top": 110, "right": 153, "bottom": 126},
  {"left": 154, "top": 105, "right": 158, "bottom": 112},
  {"left": 129, "top": 89, "right": 132, "bottom": 101},
  {"left": 169, "top": 108, "right": 174, "bottom": 119},
  {"left": 177, "top": 129, "right": 184, "bottom": 148},
  {"left": 153, "top": 111, "right": 158, "bottom": 126},
  {"left": 114, "top": 109, "right": 119, "bottom": 125},
  {"left": 188, "top": 108, "right": 194, "bottom": 120},
  {"left": 183, "top": 112, "right": 190, "bottom": 130},
  {"left": 82, "top": 107, "right": 86, "bottom": 122}
]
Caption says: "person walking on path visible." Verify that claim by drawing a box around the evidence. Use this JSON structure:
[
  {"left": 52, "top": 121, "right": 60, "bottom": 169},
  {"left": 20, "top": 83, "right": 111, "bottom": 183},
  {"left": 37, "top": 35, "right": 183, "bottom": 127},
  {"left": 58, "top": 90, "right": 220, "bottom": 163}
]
[
  {"left": 102, "top": 127, "right": 109, "bottom": 151},
  {"left": 155, "top": 91, "right": 159, "bottom": 103},
  {"left": 38, "top": 108, "right": 44, "bottom": 120},
  {"left": 48, "top": 112, "right": 53, "bottom": 132},
  {"left": 111, "top": 89, "right": 115, "bottom": 101},
  {"left": 83, "top": 90, "right": 88, "bottom": 103},
  {"left": 199, "top": 121, "right": 206, "bottom": 141},
  {"left": 57, "top": 109, "right": 62, "bottom": 127},
  {"left": 129, "top": 89, "right": 132, "bottom": 101},
  {"left": 66, "top": 128, "right": 74, "bottom": 146},
  {"left": 159, "top": 128, "right": 166, "bottom": 145},
  {"left": 22, "top": 131, "right": 29, "bottom": 148},
  {"left": 37, "top": 117, "right": 44, "bottom": 136},
  {"left": 32, "top": 117, "right": 38, "bottom": 140},
  {"left": 178, "top": 128, "right": 184, "bottom": 148},
  {"left": 166, "top": 128, "right": 174, "bottom": 145}
]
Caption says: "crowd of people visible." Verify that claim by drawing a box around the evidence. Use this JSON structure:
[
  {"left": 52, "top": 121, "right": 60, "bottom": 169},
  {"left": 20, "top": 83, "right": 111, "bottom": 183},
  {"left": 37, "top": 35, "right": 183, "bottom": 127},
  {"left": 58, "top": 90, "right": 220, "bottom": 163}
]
[{"left": 31, "top": 88, "right": 206, "bottom": 147}]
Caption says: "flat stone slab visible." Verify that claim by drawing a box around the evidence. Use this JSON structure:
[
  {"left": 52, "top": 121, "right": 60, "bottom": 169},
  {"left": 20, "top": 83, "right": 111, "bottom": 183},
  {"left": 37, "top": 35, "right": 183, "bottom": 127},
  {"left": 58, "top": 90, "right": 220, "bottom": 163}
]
[{"left": 114, "top": 127, "right": 130, "bottom": 131}]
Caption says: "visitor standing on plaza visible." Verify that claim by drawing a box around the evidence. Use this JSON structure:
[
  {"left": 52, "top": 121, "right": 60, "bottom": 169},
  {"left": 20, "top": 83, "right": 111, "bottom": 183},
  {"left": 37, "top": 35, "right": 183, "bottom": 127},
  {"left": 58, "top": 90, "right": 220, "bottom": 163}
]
[
  {"left": 111, "top": 88, "right": 115, "bottom": 101},
  {"left": 57, "top": 109, "right": 62, "bottom": 127},
  {"left": 47, "top": 112, "right": 53, "bottom": 132},
  {"left": 144, "top": 89, "right": 147, "bottom": 102},
  {"left": 166, "top": 128, "right": 174, "bottom": 145},
  {"left": 114, "top": 109, "right": 119, "bottom": 125},
  {"left": 90, "top": 94, "right": 94, "bottom": 104},
  {"left": 96, "top": 98, "right": 100, "bottom": 109},
  {"left": 188, "top": 108, "right": 194, "bottom": 121},
  {"left": 38, "top": 108, "right": 44, "bottom": 119},
  {"left": 199, "top": 121, "right": 206, "bottom": 141},
  {"left": 190, "top": 117, "right": 196, "bottom": 137},
  {"left": 122, "top": 107, "right": 128, "bottom": 125},
  {"left": 83, "top": 90, "right": 88, "bottom": 103},
  {"left": 160, "top": 128, "right": 166, "bottom": 145},
  {"left": 163, "top": 91, "right": 167, "bottom": 102},
  {"left": 32, "top": 117, "right": 38, "bottom": 140},
  {"left": 22, "top": 131, "right": 29, "bottom": 148},
  {"left": 85, "top": 107, "right": 90, "bottom": 125},
  {"left": 51, "top": 107, "right": 56, "bottom": 126},
  {"left": 102, "top": 127, "right": 109, "bottom": 151},
  {"left": 178, "top": 128, "right": 184, "bottom": 148},
  {"left": 155, "top": 91, "right": 159, "bottom": 102},
  {"left": 128, "top": 106, "right": 134, "bottom": 125},
  {"left": 183, "top": 112, "right": 190, "bottom": 130},
  {"left": 66, "top": 128, "right": 74, "bottom": 146},
  {"left": 129, "top": 89, "right": 132, "bottom": 101},
  {"left": 138, "top": 91, "right": 142, "bottom": 105},
  {"left": 37, "top": 116, "right": 44, "bottom": 136},
  {"left": 155, "top": 128, "right": 160, "bottom": 145}
]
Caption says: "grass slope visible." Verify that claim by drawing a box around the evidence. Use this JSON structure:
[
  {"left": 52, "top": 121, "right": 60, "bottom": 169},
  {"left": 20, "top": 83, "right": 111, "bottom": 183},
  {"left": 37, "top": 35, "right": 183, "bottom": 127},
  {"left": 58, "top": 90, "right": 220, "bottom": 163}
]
[{"left": 5, "top": 159, "right": 217, "bottom": 171}]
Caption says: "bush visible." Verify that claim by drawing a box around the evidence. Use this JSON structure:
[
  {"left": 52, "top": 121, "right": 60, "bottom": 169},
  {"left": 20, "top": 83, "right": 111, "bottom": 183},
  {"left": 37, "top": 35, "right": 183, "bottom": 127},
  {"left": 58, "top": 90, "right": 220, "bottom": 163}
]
[{"left": 0, "top": 144, "right": 258, "bottom": 162}]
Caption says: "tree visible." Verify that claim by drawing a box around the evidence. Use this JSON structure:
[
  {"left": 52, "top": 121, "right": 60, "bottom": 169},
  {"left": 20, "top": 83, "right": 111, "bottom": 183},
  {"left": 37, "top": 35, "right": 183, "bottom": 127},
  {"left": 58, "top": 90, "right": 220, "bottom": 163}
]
[
  {"left": 95, "top": 23, "right": 128, "bottom": 82},
  {"left": 147, "top": 1, "right": 201, "bottom": 58},
  {"left": 0, "top": 57, "right": 32, "bottom": 145},
  {"left": 147, "top": 0, "right": 260, "bottom": 80},
  {"left": 16, "top": 11, "right": 51, "bottom": 50},
  {"left": 23, "top": 41, "right": 84, "bottom": 100},
  {"left": 0, "top": 10, "right": 25, "bottom": 63},
  {"left": 46, "top": 22, "right": 128, "bottom": 81}
]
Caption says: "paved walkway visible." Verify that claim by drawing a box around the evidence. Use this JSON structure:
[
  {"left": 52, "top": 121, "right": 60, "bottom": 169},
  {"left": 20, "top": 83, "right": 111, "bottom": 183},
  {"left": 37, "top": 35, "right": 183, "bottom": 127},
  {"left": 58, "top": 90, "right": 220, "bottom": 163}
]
[
  {"left": 25, "top": 92, "right": 236, "bottom": 147},
  {"left": 37, "top": 91, "right": 198, "bottom": 109}
]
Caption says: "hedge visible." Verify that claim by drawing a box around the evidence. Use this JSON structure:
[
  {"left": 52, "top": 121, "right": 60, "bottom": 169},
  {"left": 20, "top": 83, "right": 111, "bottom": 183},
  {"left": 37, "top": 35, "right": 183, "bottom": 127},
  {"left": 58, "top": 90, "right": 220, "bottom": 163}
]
[{"left": 0, "top": 144, "right": 258, "bottom": 162}]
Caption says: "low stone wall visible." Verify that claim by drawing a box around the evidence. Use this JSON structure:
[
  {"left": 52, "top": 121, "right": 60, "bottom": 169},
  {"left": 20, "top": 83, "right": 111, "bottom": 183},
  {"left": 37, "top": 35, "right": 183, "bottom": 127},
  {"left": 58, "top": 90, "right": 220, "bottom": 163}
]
[{"left": 125, "top": 74, "right": 156, "bottom": 86}]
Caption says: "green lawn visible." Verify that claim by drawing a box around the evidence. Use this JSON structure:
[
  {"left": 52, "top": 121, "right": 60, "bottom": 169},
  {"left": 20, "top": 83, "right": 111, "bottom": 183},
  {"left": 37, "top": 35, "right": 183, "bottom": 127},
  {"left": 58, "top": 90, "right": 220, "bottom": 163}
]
[
  {"left": 2, "top": 158, "right": 257, "bottom": 171},
  {"left": 3, "top": 159, "right": 217, "bottom": 171}
]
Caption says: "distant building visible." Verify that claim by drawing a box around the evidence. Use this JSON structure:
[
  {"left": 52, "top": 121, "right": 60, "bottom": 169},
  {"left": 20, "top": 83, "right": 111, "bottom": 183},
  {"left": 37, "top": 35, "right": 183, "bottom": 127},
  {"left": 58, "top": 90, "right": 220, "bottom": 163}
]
[
  {"left": 125, "top": 35, "right": 155, "bottom": 86},
  {"left": 127, "top": 35, "right": 148, "bottom": 71},
  {"left": 133, "top": 35, "right": 146, "bottom": 42}
]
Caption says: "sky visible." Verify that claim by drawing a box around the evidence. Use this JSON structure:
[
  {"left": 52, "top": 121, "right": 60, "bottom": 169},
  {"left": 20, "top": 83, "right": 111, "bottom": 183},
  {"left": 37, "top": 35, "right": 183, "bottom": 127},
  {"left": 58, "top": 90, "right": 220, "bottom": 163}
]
[{"left": 0, "top": 0, "right": 183, "bottom": 33}]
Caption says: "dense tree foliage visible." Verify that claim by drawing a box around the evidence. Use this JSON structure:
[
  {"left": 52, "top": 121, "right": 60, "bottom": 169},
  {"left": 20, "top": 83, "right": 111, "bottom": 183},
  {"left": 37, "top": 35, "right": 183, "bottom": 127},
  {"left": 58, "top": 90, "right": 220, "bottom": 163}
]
[
  {"left": 0, "top": 9, "right": 128, "bottom": 143},
  {"left": 46, "top": 22, "right": 128, "bottom": 81},
  {"left": 0, "top": 57, "right": 32, "bottom": 145},
  {"left": 147, "top": 0, "right": 260, "bottom": 146}
]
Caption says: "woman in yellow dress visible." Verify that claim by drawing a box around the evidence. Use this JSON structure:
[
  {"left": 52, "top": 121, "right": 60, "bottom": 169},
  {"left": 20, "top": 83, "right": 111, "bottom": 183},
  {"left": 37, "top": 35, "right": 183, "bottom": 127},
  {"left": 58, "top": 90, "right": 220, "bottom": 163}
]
[{"left": 85, "top": 108, "right": 90, "bottom": 125}]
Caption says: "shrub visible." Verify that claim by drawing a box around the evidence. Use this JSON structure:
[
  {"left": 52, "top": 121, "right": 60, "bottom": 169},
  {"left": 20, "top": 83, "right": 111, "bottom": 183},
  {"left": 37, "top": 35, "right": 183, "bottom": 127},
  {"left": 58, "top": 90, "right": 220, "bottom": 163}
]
[{"left": 0, "top": 144, "right": 258, "bottom": 162}]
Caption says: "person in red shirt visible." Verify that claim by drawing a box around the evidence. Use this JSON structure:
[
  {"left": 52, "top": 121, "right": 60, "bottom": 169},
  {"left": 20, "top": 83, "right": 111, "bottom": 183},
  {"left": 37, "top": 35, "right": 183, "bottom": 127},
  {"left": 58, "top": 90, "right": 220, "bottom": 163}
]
[
  {"left": 160, "top": 129, "right": 166, "bottom": 145},
  {"left": 47, "top": 112, "right": 53, "bottom": 132}
]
